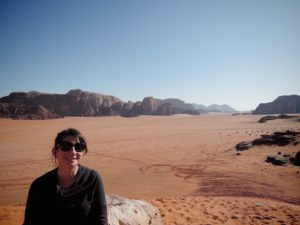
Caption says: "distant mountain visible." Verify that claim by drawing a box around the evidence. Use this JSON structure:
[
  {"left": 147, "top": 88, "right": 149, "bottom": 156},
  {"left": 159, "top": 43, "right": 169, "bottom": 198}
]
[
  {"left": 207, "top": 104, "right": 237, "bottom": 113},
  {"left": 0, "top": 89, "right": 200, "bottom": 119},
  {"left": 252, "top": 95, "right": 300, "bottom": 115},
  {"left": 160, "top": 98, "right": 195, "bottom": 111},
  {"left": 192, "top": 103, "right": 237, "bottom": 113},
  {"left": 192, "top": 104, "right": 209, "bottom": 113}
]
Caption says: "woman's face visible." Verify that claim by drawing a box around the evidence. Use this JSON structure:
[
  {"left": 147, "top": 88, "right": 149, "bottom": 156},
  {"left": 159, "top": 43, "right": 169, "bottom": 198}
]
[{"left": 54, "top": 135, "right": 83, "bottom": 169}]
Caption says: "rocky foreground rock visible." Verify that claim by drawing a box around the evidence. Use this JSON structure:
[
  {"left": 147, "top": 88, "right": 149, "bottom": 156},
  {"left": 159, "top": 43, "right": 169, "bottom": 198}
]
[
  {"left": 107, "top": 195, "right": 161, "bottom": 225},
  {"left": 0, "top": 89, "right": 200, "bottom": 119}
]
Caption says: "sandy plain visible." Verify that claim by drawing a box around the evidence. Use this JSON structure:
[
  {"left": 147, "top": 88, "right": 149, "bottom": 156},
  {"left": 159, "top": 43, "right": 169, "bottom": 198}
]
[{"left": 0, "top": 113, "right": 300, "bottom": 224}]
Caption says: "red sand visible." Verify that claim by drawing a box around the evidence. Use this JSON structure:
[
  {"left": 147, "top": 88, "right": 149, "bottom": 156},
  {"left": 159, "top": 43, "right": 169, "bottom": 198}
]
[{"left": 0, "top": 114, "right": 299, "bottom": 224}]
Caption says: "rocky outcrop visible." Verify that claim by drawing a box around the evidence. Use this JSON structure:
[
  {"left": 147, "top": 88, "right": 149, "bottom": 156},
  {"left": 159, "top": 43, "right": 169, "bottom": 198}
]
[
  {"left": 235, "top": 132, "right": 300, "bottom": 167},
  {"left": 252, "top": 131, "right": 300, "bottom": 146},
  {"left": 0, "top": 90, "right": 201, "bottom": 119},
  {"left": 232, "top": 113, "right": 251, "bottom": 116},
  {"left": 107, "top": 195, "right": 161, "bottom": 225},
  {"left": 292, "top": 151, "right": 300, "bottom": 166},
  {"left": 235, "top": 141, "right": 251, "bottom": 151},
  {"left": 139, "top": 97, "right": 159, "bottom": 115},
  {"left": 258, "top": 116, "right": 277, "bottom": 123},
  {"left": 0, "top": 102, "right": 62, "bottom": 120},
  {"left": 266, "top": 153, "right": 289, "bottom": 166},
  {"left": 252, "top": 95, "right": 300, "bottom": 115},
  {"left": 0, "top": 90, "right": 122, "bottom": 118},
  {"left": 258, "top": 114, "right": 297, "bottom": 123},
  {"left": 162, "top": 98, "right": 195, "bottom": 111},
  {"left": 235, "top": 130, "right": 300, "bottom": 151},
  {"left": 128, "top": 97, "right": 200, "bottom": 116},
  {"left": 266, "top": 151, "right": 300, "bottom": 166}
]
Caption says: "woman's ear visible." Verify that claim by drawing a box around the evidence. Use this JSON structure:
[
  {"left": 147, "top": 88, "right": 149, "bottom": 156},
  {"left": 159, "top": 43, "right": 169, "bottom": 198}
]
[
  {"left": 51, "top": 147, "right": 58, "bottom": 167},
  {"left": 52, "top": 147, "right": 56, "bottom": 157}
]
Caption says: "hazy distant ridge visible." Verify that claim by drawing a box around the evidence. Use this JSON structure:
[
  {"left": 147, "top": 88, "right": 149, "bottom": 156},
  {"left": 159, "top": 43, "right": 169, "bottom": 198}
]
[
  {"left": 192, "top": 103, "right": 237, "bottom": 113},
  {"left": 252, "top": 95, "right": 300, "bottom": 115}
]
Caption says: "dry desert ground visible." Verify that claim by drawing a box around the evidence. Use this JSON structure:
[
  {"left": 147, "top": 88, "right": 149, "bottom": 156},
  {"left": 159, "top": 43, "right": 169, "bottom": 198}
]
[{"left": 0, "top": 113, "right": 300, "bottom": 224}]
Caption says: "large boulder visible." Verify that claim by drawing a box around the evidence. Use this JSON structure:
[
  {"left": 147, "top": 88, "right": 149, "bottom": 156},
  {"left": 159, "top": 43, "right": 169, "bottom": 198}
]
[
  {"left": 266, "top": 154, "right": 289, "bottom": 166},
  {"left": 294, "top": 151, "right": 300, "bottom": 166},
  {"left": 107, "top": 195, "right": 162, "bottom": 225}
]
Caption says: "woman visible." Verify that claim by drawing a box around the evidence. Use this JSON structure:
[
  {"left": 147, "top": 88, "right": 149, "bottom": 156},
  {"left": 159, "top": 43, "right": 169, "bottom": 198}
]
[{"left": 23, "top": 128, "right": 108, "bottom": 225}]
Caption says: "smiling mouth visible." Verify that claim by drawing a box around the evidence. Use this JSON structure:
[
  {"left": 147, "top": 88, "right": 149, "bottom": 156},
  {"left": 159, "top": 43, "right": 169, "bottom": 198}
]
[{"left": 65, "top": 158, "right": 78, "bottom": 162}]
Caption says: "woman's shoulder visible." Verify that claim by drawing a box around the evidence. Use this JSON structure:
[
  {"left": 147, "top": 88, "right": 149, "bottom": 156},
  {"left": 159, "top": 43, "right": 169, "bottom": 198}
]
[
  {"left": 77, "top": 165, "right": 103, "bottom": 185},
  {"left": 79, "top": 165, "right": 101, "bottom": 176},
  {"left": 31, "top": 168, "right": 57, "bottom": 188}
]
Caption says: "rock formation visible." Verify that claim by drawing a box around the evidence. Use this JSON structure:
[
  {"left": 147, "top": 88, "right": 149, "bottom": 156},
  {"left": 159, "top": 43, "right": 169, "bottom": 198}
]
[
  {"left": 235, "top": 141, "right": 251, "bottom": 151},
  {"left": 252, "top": 131, "right": 300, "bottom": 146},
  {"left": 258, "top": 114, "right": 298, "bottom": 123},
  {"left": 293, "top": 151, "right": 300, "bottom": 166},
  {"left": 139, "top": 97, "right": 159, "bottom": 115},
  {"left": 107, "top": 195, "right": 161, "bottom": 225},
  {"left": 266, "top": 151, "right": 300, "bottom": 166},
  {"left": 0, "top": 89, "right": 201, "bottom": 119},
  {"left": 266, "top": 153, "right": 290, "bottom": 166},
  {"left": 235, "top": 130, "right": 300, "bottom": 150},
  {"left": 252, "top": 95, "right": 300, "bottom": 115},
  {"left": 235, "top": 131, "right": 300, "bottom": 167}
]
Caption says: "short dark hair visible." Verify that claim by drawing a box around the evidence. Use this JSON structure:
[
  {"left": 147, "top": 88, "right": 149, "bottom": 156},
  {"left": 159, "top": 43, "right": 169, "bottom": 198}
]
[{"left": 54, "top": 128, "right": 88, "bottom": 153}]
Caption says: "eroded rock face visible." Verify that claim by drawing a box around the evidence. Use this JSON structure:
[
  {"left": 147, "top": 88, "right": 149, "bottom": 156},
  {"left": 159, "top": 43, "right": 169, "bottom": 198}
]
[
  {"left": 107, "top": 195, "right": 162, "bottom": 225},
  {"left": 0, "top": 103, "right": 62, "bottom": 120},
  {"left": 139, "top": 97, "right": 159, "bottom": 115},
  {"left": 155, "top": 103, "right": 174, "bottom": 115}
]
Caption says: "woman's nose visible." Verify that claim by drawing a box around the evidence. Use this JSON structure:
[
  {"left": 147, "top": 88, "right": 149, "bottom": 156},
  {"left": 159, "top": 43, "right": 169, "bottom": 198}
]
[{"left": 70, "top": 146, "right": 77, "bottom": 153}]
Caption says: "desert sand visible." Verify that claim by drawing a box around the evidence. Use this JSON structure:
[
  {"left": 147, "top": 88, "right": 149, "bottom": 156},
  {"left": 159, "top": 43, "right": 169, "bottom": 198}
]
[{"left": 0, "top": 114, "right": 300, "bottom": 224}]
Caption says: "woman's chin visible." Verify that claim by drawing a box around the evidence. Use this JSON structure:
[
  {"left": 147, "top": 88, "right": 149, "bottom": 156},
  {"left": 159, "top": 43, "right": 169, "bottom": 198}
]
[{"left": 64, "top": 159, "right": 78, "bottom": 167}]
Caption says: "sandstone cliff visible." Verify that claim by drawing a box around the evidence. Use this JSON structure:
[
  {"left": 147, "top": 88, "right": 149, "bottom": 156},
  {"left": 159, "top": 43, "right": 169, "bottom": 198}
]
[{"left": 252, "top": 95, "right": 300, "bottom": 115}]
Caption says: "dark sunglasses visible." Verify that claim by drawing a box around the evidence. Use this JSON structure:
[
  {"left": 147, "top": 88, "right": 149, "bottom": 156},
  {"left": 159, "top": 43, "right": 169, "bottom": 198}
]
[{"left": 58, "top": 141, "right": 86, "bottom": 152}]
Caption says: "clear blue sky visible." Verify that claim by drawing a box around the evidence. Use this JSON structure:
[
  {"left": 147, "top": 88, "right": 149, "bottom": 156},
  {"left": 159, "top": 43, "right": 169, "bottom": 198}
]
[{"left": 1, "top": 0, "right": 299, "bottom": 111}]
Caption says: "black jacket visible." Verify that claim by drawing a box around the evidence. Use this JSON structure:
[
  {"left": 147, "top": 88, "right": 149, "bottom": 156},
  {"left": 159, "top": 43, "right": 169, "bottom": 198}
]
[{"left": 23, "top": 165, "right": 108, "bottom": 225}]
